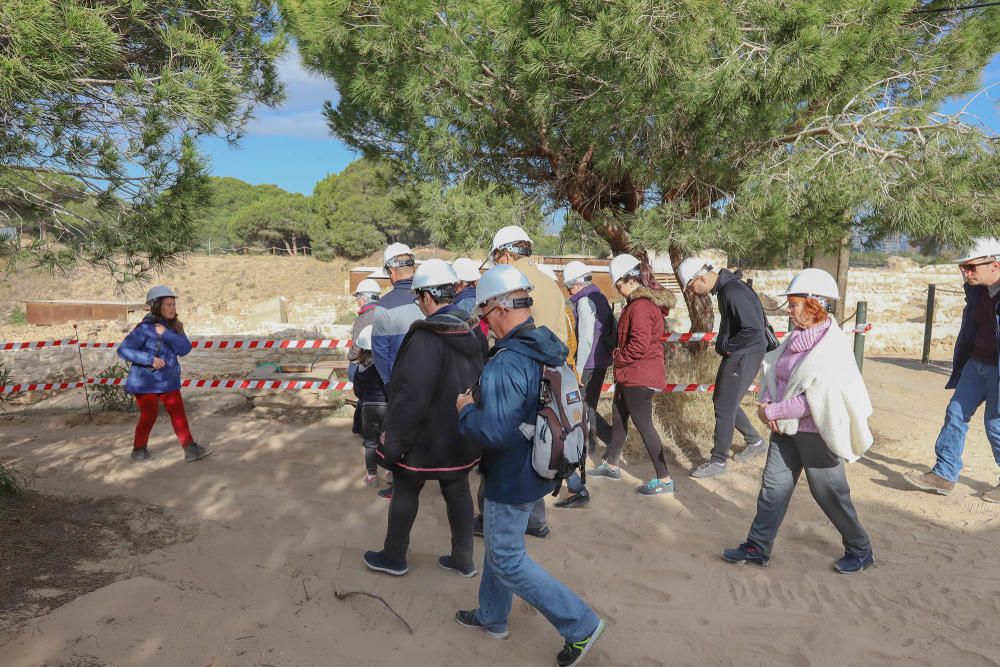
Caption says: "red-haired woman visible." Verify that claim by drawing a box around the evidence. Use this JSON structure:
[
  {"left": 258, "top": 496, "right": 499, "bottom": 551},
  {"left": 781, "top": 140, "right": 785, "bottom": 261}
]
[
  {"left": 588, "top": 254, "right": 677, "bottom": 496},
  {"left": 118, "top": 285, "right": 211, "bottom": 462},
  {"left": 722, "top": 269, "right": 875, "bottom": 574}
]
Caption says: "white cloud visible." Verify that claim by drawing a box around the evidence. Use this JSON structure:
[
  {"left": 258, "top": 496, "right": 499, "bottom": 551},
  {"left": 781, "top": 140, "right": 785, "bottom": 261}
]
[
  {"left": 246, "top": 110, "right": 333, "bottom": 140},
  {"left": 246, "top": 45, "right": 340, "bottom": 138}
]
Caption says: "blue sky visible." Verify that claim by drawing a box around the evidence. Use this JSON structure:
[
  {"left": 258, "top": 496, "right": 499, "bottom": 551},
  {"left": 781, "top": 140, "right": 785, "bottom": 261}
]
[{"left": 200, "top": 47, "right": 1000, "bottom": 196}]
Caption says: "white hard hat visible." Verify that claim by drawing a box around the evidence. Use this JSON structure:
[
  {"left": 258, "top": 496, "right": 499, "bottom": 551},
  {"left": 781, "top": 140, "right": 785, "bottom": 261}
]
[
  {"left": 145, "top": 285, "right": 176, "bottom": 306},
  {"left": 676, "top": 257, "right": 713, "bottom": 288},
  {"left": 609, "top": 254, "right": 642, "bottom": 285},
  {"left": 956, "top": 237, "right": 1000, "bottom": 264},
  {"left": 355, "top": 325, "right": 373, "bottom": 351},
  {"left": 353, "top": 278, "right": 382, "bottom": 297},
  {"left": 780, "top": 268, "right": 840, "bottom": 300},
  {"left": 383, "top": 242, "right": 415, "bottom": 269},
  {"left": 538, "top": 265, "right": 558, "bottom": 281},
  {"left": 411, "top": 258, "right": 459, "bottom": 297},
  {"left": 490, "top": 225, "right": 533, "bottom": 257},
  {"left": 475, "top": 265, "right": 533, "bottom": 308},
  {"left": 562, "top": 260, "right": 591, "bottom": 287},
  {"left": 451, "top": 257, "right": 482, "bottom": 283}
]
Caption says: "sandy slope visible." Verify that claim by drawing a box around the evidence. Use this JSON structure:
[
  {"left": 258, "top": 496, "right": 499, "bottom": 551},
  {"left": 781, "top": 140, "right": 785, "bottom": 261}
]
[{"left": 2, "top": 357, "right": 999, "bottom": 667}]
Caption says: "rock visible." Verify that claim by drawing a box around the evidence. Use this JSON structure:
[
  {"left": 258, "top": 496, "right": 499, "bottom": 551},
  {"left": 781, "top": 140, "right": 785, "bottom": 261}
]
[
  {"left": 250, "top": 297, "right": 288, "bottom": 325},
  {"left": 885, "top": 256, "right": 918, "bottom": 271}
]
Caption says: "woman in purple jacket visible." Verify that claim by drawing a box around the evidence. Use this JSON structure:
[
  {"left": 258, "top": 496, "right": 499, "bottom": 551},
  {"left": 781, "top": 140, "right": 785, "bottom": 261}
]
[{"left": 117, "top": 286, "right": 211, "bottom": 463}]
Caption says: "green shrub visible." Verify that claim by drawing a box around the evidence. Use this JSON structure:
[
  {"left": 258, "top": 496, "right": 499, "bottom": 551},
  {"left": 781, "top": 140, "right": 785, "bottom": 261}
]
[
  {"left": 92, "top": 363, "right": 136, "bottom": 412},
  {"left": 0, "top": 461, "right": 31, "bottom": 497},
  {"left": 8, "top": 306, "right": 26, "bottom": 325}
]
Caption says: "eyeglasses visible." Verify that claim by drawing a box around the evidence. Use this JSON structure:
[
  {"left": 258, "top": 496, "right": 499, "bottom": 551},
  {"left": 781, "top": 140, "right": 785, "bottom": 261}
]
[
  {"left": 479, "top": 305, "right": 499, "bottom": 319},
  {"left": 958, "top": 261, "right": 996, "bottom": 273}
]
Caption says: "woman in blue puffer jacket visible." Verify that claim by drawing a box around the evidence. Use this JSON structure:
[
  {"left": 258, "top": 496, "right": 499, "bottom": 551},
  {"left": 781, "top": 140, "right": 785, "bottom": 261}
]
[{"left": 117, "top": 285, "right": 211, "bottom": 462}]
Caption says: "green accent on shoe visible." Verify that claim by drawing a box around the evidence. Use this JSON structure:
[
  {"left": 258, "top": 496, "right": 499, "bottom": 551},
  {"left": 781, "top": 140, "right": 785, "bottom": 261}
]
[{"left": 636, "top": 478, "right": 675, "bottom": 496}]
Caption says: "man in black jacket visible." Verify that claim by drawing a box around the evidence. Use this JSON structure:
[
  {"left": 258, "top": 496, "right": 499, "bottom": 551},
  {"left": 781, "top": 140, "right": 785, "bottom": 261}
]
[
  {"left": 679, "top": 258, "right": 767, "bottom": 478},
  {"left": 363, "top": 259, "right": 486, "bottom": 577}
]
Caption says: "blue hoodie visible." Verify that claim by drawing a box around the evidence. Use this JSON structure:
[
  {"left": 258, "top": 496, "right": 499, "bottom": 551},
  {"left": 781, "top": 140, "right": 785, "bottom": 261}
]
[
  {"left": 453, "top": 285, "right": 478, "bottom": 316},
  {"left": 117, "top": 315, "right": 192, "bottom": 394},
  {"left": 371, "top": 278, "right": 424, "bottom": 386},
  {"left": 948, "top": 283, "right": 1000, "bottom": 396},
  {"left": 459, "top": 318, "right": 566, "bottom": 504}
]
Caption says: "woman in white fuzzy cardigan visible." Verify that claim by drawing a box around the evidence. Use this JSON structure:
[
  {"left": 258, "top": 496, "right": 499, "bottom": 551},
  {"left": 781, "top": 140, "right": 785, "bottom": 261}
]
[{"left": 721, "top": 269, "right": 875, "bottom": 575}]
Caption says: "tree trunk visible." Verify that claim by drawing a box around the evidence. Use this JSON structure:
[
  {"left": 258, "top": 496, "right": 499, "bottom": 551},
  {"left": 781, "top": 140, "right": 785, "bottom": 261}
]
[
  {"left": 668, "top": 244, "right": 714, "bottom": 335},
  {"left": 807, "top": 229, "right": 851, "bottom": 322}
]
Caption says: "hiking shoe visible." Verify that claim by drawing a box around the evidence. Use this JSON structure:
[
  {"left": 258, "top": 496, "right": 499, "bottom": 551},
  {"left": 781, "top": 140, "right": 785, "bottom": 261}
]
[
  {"left": 982, "top": 482, "right": 1000, "bottom": 504},
  {"left": 588, "top": 462, "right": 621, "bottom": 480},
  {"left": 636, "top": 479, "right": 675, "bottom": 496},
  {"left": 903, "top": 471, "right": 954, "bottom": 496},
  {"left": 184, "top": 443, "right": 213, "bottom": 462},
  {"left": 473, "top": 515, "right": 484, "bottom": 538},
  {"left": 555, "top": 490, "right": 590, "bottom": 509},
  {"left": 362, "top": 550, "right": 408, "bottom": 576},
  {"left": 378, "top": 486, "right": 393, "bottom": 499},
  {"left": 733, "top": 439, "right": 766, "bottom": 463},
  {"left": 525, "top": 524, "right": 550, "bottom": 539},
  {"left": 438, "top": 555, "right": 478, "bottom": 578},
  {"left": 454, "top": 609, "right": 509, "bottom": 640},
  {"left": 363, "top": 474, "right": 378, "bottom": 488},
  {"left": 691, "top": 460, "right": 728, "bottom": 478},
  {"left": 721, "top": 542, "right": 770, "bottom": 567},
  {"left": 556, "top": 618, "right": 606, "bottom": 667},
  {"left": 834, "top": 551, "right": 875, "bottom": 574},
  {"left": 130, "top": 447, "right": 151, "bottom": 461}
]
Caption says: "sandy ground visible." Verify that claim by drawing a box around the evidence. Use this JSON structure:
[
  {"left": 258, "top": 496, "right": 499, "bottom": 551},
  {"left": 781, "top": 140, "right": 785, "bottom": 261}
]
[{"left": 2, "top": 356, "right": 1000, "bottom": 667}]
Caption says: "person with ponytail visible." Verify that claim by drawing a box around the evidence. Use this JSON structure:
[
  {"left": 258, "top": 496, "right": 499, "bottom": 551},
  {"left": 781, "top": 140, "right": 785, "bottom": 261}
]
[{"left": 117, "top": 285, "right": 212, "bottom": 463}]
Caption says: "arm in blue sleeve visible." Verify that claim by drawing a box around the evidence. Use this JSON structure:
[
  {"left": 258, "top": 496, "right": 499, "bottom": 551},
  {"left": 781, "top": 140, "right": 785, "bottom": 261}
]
[
  {"left": 459, "top": 360, "right": 529, "bottom": 450},
  {"left": 160, "top": 329, "right": 192, "bottom": 356},
  {"left": 117, "top": 326, "right": 154, "bottom": 366},
  {"left": 371, "top": 307, "right": 393, "bottom": 384}
]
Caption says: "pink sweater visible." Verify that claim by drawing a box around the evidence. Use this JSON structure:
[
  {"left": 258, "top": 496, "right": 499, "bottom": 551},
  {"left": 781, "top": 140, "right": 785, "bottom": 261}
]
[{"left": 761, "top": 318, "right": 833, "bottom": 432}]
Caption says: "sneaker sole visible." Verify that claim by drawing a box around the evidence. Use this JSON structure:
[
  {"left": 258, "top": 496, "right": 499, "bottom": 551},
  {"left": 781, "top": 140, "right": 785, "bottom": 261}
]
[
  {"left": 721, "top": 552, "right": 770, "bottom": 567},
  {"left": 363, "top": 559, "right": 408, "bottom": 576},
  {"left": 455, "top": 615, "right": 508, "bottom": 640},
  {"left": 185, "top": 449, "right": 213, "bottom": 462},
  {"left": 904, "top": 476, "right": 952, "bottom": 496},
  {"left": 439, "top": 561, "right": 478, "bottom": 578},
  {"left": 834, "top": 556, "right": 876, "bottom": 574},
  {"left": 982, "top": 494, "right": 1000, "bottom": 504},
  {"left": 561, "top": 618, "right": 606, "bottom": 667},
  {"left": 690, "top": 469, "right": 728, "bottom": 479}
]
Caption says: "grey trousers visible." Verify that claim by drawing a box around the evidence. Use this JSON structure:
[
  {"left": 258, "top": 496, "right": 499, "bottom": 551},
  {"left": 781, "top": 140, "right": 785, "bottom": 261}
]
[
  {"left": 711, "top": 352, "right": 764, "bottom": 462},
  {"left": 476, "top": 472, "right": 547, "bottom": 531},
  {"left": 747, "top": 432, "right": 871, "bottom": 558}
]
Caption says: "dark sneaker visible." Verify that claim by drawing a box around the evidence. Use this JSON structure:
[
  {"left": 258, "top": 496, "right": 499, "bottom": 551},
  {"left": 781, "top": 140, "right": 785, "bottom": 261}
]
[
  {"left": 555, "top": 490, "right": 590, "bottom": 509},
  {"left": 983, "top": 482, "right": 1000, "bottom": 504},
  {"left": 903, "top": 471, "right": 955, "bottom": 496},
  {"left": 525, "top": 524, "right": 550, "bottom": 539},
  {"left": 691, "top": 460, "right": 728, "bottom": 478},
  {"left": 455, "top": 609, "right": 509, "bottom": 640},
  {"left": 184, "top": 443, "right": 213, "bottom": 462},
  {"left": 721, "top": 542, "right": 770, "bottom": 567},
  {"left": 556, "top": 618, "right": 606, "bottom": 667},
  {"left": 378, "top": 485, "right": 393, "bottom": 499},
  {"left": 733, "top": 439, "right": 766, "bottom": 463},
  {"left": 473, "top": 515, "right": 484, "bottom": 538},
  {"left": 834, "top": 551, "right": 875, "bottom": 574},
  {"left": 588, "top": 462, "right": 621, "bottom": 480},
  {"left": 438, "top": 555, "right": 478, "bottom": 578},
  {"left": 362, "top": 550, "right": 408, "bottom": 576},
  {"left": 636, "top": 479, "right": 675, "bottom": 496},
  {"left": 130, "top": 447, "right": 151, "bottom": 461}
]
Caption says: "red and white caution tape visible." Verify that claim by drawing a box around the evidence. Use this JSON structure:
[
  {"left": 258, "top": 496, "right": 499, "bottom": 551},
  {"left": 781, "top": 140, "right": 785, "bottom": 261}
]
[
  {"left": 662, "top": 332, "right": 788, "bottom": 343},
  {"left": 0, "top": 377, "right": 355, "bottom": 394},
  {"left": 1, "top": 339, "right": 77, "bottom": 351},
  {"left": 2, "top": 338, "right": 353, "bottom": 351},
  {"left": 600, "top": 383, "right": 760, "bottom": 394}
]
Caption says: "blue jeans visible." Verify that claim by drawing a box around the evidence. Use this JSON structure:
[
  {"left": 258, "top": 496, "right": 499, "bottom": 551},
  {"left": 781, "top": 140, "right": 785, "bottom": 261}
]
[
  {"left": 476, "top": 499, "right": 599, "bottom": 642},
  {"left": 932, "top": 359, "right": 1000, "bottom": 482}
]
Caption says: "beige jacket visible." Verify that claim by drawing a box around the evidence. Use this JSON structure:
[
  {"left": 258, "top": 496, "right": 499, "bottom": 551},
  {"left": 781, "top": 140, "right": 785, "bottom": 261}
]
[{"left": 513, "top": 257, "right": 569, "bottom": 345}]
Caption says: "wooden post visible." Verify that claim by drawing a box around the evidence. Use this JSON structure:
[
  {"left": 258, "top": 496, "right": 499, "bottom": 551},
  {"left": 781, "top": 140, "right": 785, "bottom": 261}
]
[
  {"left": 853, "top": 302, "right": 867, "bottom": 372},
  {"left": 922, "top": 284, "right": 936, "bottom": 365}
]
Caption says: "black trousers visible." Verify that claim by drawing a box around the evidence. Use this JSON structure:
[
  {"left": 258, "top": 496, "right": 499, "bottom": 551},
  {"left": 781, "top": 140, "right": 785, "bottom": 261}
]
[
  {"left": 361, "top": 402, "right": 387, "bottom": 475},
  {"left": 711, "top": 352, "right": 764, "bottom": 463},
  {"left": 581, "top": 368, "right": 612, "bottom": 449},
  {"left": 603, "top": 386, "right": 669, "bottom": 479},
  {"left": 384, "top": 474, "right": 474, "bottom": 566},
  {"left": 746, "top": 432, "right": 871, "bottom": 558}
]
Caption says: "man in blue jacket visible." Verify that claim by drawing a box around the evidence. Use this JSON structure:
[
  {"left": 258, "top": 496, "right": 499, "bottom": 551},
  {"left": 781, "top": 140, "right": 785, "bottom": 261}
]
[
  {"left": 906, "top": 238, "right": 1000, "bottom": 502},
  {"left": 454, "top": 265, "right": 606, "bottom": 667}
]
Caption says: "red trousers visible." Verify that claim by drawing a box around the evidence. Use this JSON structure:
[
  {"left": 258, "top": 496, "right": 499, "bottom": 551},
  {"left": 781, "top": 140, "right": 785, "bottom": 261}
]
[{"left": 133, "top": 390, "right": 194, "bottom": 448}]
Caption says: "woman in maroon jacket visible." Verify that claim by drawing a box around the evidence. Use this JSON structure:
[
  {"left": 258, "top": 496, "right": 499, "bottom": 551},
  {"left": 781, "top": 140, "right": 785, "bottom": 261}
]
[{"left": 589, "top": 254, "right": 677, "bottom": 495}]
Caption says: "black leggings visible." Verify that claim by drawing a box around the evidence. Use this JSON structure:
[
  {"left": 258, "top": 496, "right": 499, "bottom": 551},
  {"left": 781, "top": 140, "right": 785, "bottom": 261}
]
[
  {"left": 384, "top": 474, "right": 474, "bottom": 566},
  {"left": 603, "top": 386, "right": 669, "bottom": 479}
]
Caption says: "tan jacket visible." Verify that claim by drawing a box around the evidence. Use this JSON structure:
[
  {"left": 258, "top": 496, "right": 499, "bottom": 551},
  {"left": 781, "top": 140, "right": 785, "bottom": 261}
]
[{"left": 513, "top": 257, "right": 569, "bottom": 345}]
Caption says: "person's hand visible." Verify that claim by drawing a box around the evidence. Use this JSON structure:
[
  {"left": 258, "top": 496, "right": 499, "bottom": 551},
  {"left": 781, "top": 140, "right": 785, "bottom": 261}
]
[
  {"left": 757, "top": 402, "right": 779, "bottom": 432},
  {"left": 456, "top": 390, "right": 474, "bottom": 413},
  {"left": 154, "top": 323, "right": 166, "bottom": 336},
  {"left": 152, "top": 357, "right": 166, "bottom": 370}
]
